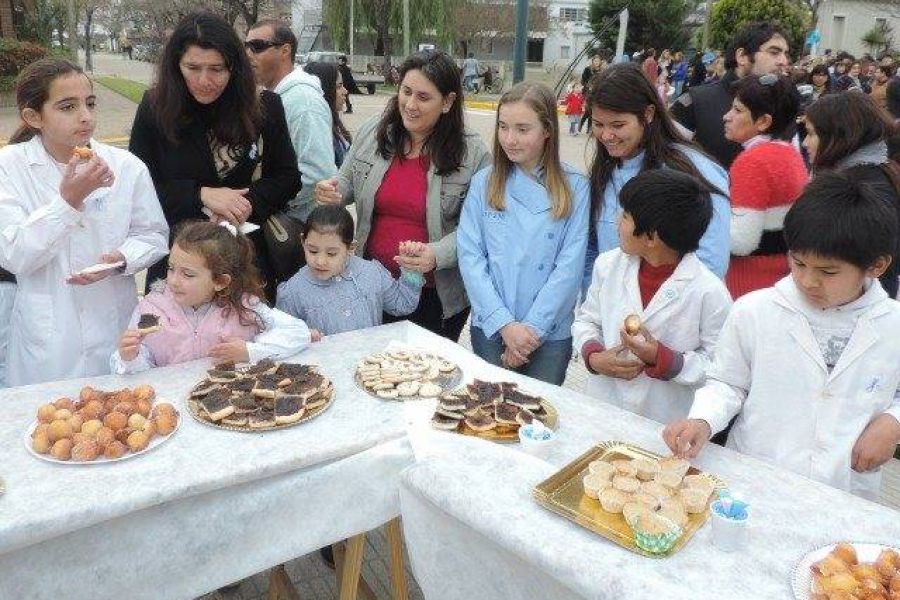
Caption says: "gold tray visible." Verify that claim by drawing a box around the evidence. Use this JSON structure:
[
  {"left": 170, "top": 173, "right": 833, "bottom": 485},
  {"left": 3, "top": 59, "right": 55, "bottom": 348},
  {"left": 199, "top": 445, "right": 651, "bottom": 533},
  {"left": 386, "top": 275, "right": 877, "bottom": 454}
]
[
  {"left": 533, "top": 441, "right": 725, "bottom": 558},
  {"left": 187, "top": 385, "right": 335, "bottom": 432},
  {"left": 456, "top": 400, "right": 559, "bottom": 443}
]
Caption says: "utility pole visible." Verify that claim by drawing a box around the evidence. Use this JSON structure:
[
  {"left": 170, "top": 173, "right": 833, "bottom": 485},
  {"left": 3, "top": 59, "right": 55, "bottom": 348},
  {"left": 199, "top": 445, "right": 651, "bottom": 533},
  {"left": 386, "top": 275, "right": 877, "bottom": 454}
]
[
  {"left": 403, "top": 0, "right": 410, "bottom": 56},
  {"left": 513, "top": 0, "right": 528, "bottom": 83}
]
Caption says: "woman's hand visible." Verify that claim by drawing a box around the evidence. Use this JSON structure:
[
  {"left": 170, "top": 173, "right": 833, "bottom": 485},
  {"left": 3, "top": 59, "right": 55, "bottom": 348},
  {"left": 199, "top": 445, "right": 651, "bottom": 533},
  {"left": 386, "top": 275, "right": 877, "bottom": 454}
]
[
  {"left": 118, "top": 328, "right": 143, "bottom": 362},
  {"left": 395, "top": 241, "right": 437, "bottom": 273},
  {"left": 67, "top": 251, "right": 126, "bottom": 286},
  {"left": 500, "top": 322, "right": 540, "bottom": 364},
  {"left": 200, "top": 187, "right": 252, "bottom": 224},
  {"left": 59, "top": 154, "right": 115, "bottom": 209},
  {"left": 315, "top": 177, "right": 343, "bottom": 205}
]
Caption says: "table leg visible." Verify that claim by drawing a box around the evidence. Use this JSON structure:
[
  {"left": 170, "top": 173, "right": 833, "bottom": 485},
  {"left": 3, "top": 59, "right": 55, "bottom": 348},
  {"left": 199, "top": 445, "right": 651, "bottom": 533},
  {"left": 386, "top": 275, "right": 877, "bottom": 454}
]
[
  {"left": 267, "top": 564, "right": 302, "bottom": 600},
  {"left": 338, "top": 534, "right": 366, "bottom": 600},
  {"left": 385, "top": 518, "right": 409, "bottom": 600}
]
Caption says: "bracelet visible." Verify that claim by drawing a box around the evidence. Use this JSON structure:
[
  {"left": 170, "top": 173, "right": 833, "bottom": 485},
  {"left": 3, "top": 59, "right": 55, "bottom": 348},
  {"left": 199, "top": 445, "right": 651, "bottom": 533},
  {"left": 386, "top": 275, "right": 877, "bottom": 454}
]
[{"left": 400, "top": 268, "right": 425, "bottom": 287}]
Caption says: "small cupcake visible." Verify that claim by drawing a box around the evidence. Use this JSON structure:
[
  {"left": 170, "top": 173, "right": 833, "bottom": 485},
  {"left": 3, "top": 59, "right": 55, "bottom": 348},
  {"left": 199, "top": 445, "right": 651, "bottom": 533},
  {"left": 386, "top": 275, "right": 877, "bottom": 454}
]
[
  {"left": 632, "top": 458, "right": 660, "bottom": 481},
  {"left": 658, "top": 456, "right": 691, "bottom": 479},
  {"left": 681, "top": 488, "right": 710, "bottom": 514},
  {"left": 611, "top": 459, "right": 638, "bottom": 478},
  {"left": 630, "top": 512, "right": 683, "bottom": 555},
  {"left": 588, "top": 460, "right": 616, "bottom": 481},
  {"left": 623, "top": 501, "right": 650, "bottom": 527},
  {"left": 640, "top": 480, "right": 672, "bottom": 502},
  {"left": 658, "top": 497, "right": 689, "bottom": 528},
  {"left": 633, "top": 491, "right": 661, "bottom": 510},
  {"left": 583, "top": 473, "right": 608, "bottom": 499},
  {"left": 599, "top": 488, "right": 629, "bottom": 513},
  {"left": 655, "top": 469, "right": 685, "bottom": 489},
  {"left": 612, "top": 475, "right": 641, "bottom": 494},
  {"left": 682, "top": 474, "right": 717, "bottom": 498}
]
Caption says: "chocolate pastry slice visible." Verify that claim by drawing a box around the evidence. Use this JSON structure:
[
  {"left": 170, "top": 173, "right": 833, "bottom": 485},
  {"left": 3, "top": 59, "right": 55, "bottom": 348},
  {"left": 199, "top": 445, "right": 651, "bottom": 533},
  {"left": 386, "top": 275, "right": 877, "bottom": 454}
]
[
  {"left": 245, "top": 358, "right": 278, "bottom": 376},
  {"left": 248, "top": 409, "right": 275, "bottom": 429},
  {"left": 190, "top": 379, "right": 220, "bottom": 398},
  {"left": 504, "top": 388, "right": 542, "bottom": 410},
  {"left": 494, "top": 402, "right": 520, "bottom": 425},
  {"left": 515, "top": 408, "right": 536, "bottom": 426},
  {"left": 431, "top": 413, "right": 461, "bottom": 430},
  {"left": 199, "top": 388, "right": 235, "bottom": 421},
  {"left": 500, "top": 382, "right": 519, "bottom": 396},
  {"left": 438, "top": 393, "right": 466, "bottom": 411},
  {"left": 304, "top": 386, "right": 332, "bottom": 411},
  {"left": 468, "top": 380, "right": 502, "bottom": 408},
  {"left": 207, "top": 369, "right": 240, "bottom": 383},
  {"left": 228, "top": 377, "right": 257, "bottom": 394},
  {"left": 137, "top": 313, "right": 162, "bottom": 334},
  {"left": 274, "top": 395, "right": 305, "bottom": 424},
  {"left": 273, "top": 362, "right": 313, "bottom": 380},
  {"left": 463, "top": 395, "right": 483, "bottom": 416},
  {"left": 436, "top": 405, "right": 464, "bottom": 420},
  {"left": 231, "top": 392, "right": 260, "bottom": 413},
  {"left": 464, "top": 408, "right": 496, "bottom": 432},
  {"left": 221, "top": 414, "right": 248, "bottom": 427},
  {"left": 252, "top": 374, "right": 286, "bottom": 398},
  {"left": 530, "top": 402, "right": 548, "bottom": 418}
]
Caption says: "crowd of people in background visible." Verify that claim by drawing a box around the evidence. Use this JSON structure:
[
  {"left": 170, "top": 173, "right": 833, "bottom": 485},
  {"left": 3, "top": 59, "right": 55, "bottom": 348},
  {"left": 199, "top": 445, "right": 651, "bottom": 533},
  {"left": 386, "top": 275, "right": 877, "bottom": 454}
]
[{"left": 0, "top": 12, "right": 899, "bottom": 513}]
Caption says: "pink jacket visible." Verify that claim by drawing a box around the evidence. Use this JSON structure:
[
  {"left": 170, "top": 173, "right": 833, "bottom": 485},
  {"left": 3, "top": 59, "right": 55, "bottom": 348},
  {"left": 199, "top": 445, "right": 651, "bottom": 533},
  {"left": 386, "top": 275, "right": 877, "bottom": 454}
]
[{"left": 137, "top": 286, "right": 259, "bottom": 367}]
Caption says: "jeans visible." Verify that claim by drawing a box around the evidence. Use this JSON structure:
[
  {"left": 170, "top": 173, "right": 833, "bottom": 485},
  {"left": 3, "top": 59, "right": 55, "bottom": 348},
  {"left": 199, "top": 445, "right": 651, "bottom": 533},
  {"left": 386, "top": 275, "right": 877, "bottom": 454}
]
[
  {"left": 470, "top": 326, "right": 572, "bottom": 386},
  {"left": 0, "top": 282, "right": 14, "bottom": 388},
  {"left": 673, "top": 79, "right": 684, "bottom": 98}
]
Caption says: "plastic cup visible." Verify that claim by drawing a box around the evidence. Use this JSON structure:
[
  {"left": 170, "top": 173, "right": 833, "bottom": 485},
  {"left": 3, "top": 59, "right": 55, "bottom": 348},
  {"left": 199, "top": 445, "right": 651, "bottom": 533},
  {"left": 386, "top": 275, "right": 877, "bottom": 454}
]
[
  {"left": 709, "top": 499, "right": 750, "bottom": 552},
  {"left": 518, "top": 424, "right": 555, "bottom": 459}
]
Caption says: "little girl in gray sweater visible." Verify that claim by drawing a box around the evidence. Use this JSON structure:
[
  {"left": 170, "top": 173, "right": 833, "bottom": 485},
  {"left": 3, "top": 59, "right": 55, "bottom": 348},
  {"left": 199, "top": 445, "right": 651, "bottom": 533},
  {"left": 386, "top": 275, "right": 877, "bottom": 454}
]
[{"left": 276, "top": 205, "right": 424, "bottom": 339}]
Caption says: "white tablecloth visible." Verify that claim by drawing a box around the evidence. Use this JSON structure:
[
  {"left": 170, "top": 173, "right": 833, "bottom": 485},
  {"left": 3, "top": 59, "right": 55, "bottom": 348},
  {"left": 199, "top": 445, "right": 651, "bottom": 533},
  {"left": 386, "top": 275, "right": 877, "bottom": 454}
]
[
  {"left": 0, "top": 321, "right": 477, "bottom": 600},
  {"left": 397, "top": 360, "right": 900, "bottom": 600}
]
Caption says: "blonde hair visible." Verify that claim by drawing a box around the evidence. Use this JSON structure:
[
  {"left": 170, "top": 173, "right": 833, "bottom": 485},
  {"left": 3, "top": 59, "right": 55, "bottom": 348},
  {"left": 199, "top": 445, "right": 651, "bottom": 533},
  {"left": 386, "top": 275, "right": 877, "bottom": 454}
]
[{"left": 487, "top": 82, "right": 572, "bottom": 219}]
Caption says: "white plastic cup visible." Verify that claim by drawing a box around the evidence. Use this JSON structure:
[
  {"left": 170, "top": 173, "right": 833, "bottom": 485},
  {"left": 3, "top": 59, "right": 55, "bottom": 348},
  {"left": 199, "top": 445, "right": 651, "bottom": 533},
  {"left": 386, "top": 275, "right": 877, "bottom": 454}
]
[
  {"left": 709, "top": 500, "right": 750, "bottom": 552},
  {"left": 518, "top": 424, "right": 556, "bottom": 460}
]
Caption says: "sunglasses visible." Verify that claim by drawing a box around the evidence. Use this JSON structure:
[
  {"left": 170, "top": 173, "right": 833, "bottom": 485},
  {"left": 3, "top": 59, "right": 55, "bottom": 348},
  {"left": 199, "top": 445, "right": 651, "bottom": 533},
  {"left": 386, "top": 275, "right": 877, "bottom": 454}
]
[{"left": 244, "top": 39, "right": 282, "bottom": 53}]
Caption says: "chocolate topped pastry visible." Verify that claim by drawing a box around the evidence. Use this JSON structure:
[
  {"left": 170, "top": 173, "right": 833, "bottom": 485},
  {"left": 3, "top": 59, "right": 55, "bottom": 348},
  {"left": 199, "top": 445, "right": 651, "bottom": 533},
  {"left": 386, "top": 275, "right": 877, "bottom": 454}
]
[
  {"left": 274, "top": 395, "right": 305, "bottom": 424},
  {"left": 136, "top": 313, "right": 162, "bottom": 334},
  {"left": 190, "top": 379, "right": 220, "bottom": 398},
  {"left": 199, "top": 388, "right": 235, "bottom": 421},
  {"left": 468, "top": 380, "right": 503, "bottom": 405},
  {"left": 245, "top": 358, "right": 278, "bottom": 376},
  {"left": 436, "top": 405, "right": 464, "bottom": 420},
  {"left": 207, "top": 369, "right": 240, "bottom": 383},
  {"left": 252, "top": 374, "right": 286, "bottom": 398},
  {"left": 500, "top": 382, "right": 518, "bottom": 395},
  {"left": 221, "top": 414, "right": 248, "bottom": 427},
  {"left": 248, "top": 409, "right": 275, "bottom": 429},
  {"left": 464, "top": 408, "right": 496, "bottom": 432},
  {"left": 274, "top": 363, "right": 313, "bottom": 380},
  {"left": 431, "top": 413, "right": 461, "bottom": 430},
  {"left": 504, "top": 389, "right": 542, "bottom": 410},
  {"left": 228, "top": 377, "right": 257, "bottom": 393},
  {"left": 231, "top": 392, "right": 260, "bottom": 413},
  {"left": 438, "top": 394, "right": 466, "bottom": 412},
  {"left": 515, "top": 408, "right": 535, "bottom": 426},
  {"left": 494, "top": 402, "right": 520, "bottom": 425}
]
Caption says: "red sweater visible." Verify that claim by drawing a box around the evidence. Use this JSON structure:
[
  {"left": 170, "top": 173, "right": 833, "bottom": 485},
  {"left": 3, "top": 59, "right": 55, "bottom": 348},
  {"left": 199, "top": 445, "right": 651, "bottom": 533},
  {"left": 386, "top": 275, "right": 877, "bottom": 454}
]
[
  {"left": 726, "top": 140, "right": 808, "bottom": 299},
  {"left": 563, "top": 91, "right": 585, "bottom": 116},
  {"left": 366, "top": 155, "right": 434, "bottom": 286}
]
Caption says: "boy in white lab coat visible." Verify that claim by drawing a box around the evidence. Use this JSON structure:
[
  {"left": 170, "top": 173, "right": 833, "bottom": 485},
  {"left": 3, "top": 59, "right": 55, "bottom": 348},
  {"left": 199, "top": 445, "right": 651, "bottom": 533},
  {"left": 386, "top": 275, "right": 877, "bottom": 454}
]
[
  {"left": 664, "top": 172, "right": 900, "bottom": 499},
  {"left": 572, "top": 170, "right": 732, "bottom": 424}
]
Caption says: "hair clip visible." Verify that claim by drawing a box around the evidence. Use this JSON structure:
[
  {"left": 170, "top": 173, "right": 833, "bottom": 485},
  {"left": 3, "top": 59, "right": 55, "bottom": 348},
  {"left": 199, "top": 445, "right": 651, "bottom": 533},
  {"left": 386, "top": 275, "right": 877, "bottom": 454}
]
[{"left": 219, "top": 221, "right": 238, "bottom": 237}]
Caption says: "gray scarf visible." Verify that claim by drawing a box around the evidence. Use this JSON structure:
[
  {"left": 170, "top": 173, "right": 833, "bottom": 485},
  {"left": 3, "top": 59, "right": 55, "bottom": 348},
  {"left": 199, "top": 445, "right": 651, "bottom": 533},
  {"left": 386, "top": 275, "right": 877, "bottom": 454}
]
[{"left": 836, "top": 140, "right": 889, "bottom": 169}]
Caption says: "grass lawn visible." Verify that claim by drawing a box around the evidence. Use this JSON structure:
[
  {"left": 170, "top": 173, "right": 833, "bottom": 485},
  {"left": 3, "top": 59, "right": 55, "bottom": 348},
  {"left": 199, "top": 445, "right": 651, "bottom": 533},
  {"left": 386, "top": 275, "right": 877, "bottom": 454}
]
[{"left": 94, "top": 76, "right": 148, "bottom": 103}]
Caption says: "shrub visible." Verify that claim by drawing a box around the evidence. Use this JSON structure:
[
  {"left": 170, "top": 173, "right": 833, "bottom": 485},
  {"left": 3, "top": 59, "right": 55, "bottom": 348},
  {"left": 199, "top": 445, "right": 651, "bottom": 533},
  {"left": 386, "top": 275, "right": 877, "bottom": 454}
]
[{"left": 0, "top": 39, "right": 49, "bottom": 77}]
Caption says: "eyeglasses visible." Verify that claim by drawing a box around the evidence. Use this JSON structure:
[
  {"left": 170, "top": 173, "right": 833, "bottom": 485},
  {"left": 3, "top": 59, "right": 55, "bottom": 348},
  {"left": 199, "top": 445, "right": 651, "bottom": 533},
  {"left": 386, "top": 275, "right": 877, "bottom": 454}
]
[
  {"left": 759, "top": 73, "right": 779, "bottom": 86},
  {"left": 244, "top": 39, "right": 282, "bottom": 53}
]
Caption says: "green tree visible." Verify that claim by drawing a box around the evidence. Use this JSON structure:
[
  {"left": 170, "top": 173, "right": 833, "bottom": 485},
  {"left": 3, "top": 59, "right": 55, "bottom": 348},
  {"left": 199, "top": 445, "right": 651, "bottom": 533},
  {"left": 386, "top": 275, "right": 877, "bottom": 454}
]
[
  {"left": 587, "top": 0, "right": 696, "bottom": 54},
  {"left": 708, "top": 0, "right": 810, "bottom": 58}
]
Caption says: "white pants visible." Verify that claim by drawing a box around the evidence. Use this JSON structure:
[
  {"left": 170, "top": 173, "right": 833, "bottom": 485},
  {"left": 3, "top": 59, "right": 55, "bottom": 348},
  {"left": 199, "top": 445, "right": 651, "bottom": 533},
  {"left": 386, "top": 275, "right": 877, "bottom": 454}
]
[{"left": 0, "top": 282, "right": 15, "bottom": 388}]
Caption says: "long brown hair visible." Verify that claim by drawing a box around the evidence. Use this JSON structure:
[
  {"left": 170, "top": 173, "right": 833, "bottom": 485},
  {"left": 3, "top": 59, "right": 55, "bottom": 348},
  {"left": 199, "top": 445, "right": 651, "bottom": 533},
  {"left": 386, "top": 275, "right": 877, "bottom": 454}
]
[
  {"left": 172, "top": 221, "right": 266, "bottom": 329},
  {"left": 150, "top": 11, "right": 261, "bottom": 145},
  {"left": 587, "top": 63, "right": 725, "bottom": 225},
  {"left": 10, "top": 58, "right": 88, "bottom": 144},
  {"left": 376, "top": 50, "right": 466, "bottom": 176},
  {"left": 488, "top": 82, "right": 572, "bottom": 219},
  {"left": 303, "top": 61, "right": 352, "bottom": 146}
]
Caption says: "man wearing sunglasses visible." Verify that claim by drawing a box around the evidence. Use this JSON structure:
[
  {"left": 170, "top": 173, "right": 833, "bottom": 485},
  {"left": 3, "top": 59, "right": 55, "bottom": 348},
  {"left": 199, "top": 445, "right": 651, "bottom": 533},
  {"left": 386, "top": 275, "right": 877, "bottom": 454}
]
[
  {"left": 671, "top": 21, "right": 790, "bottom": 169},
  {"left": 245, "top": 20, "right": 336, "bottom": 227}
]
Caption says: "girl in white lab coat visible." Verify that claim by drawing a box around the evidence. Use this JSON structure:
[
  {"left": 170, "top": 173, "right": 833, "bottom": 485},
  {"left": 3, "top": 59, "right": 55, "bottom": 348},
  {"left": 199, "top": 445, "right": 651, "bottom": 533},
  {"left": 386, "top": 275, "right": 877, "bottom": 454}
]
[
  {"left": 665, "top": 172, "right": 900, "bottom": 499},
  {"left": 0, "top": 58, "right": 169, "bottom": 386},
  {"left": 572, "top": 170, "right": 732, "bottom": 424}
]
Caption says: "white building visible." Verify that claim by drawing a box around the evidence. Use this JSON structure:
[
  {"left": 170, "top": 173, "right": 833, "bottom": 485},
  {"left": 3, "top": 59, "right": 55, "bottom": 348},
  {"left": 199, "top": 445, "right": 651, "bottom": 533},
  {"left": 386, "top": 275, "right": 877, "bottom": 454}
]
[
  {"left": 815, "top": 0, "right": 900, "bottom": 57},
  {"left": 543, "top": 1, "right": 596, "bottom": 68}
]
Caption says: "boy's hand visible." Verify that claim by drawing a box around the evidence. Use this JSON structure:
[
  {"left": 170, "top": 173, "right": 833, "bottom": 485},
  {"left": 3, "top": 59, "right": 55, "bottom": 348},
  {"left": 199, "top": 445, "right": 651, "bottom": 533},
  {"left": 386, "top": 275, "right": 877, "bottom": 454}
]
[
  {"left": 588, "top": 345, "right": 644, "bottom": 380},
  {"left": 208, "top": 337, "right": 250, "bottom": 364},
  {"left": 310, "top": 329, "right": 323, "bottom": 343},
  {"left": 500, "top": 322, "right": 540, "bottom": 364},
  {"left": 852, "top": 414, "right": 900, "bottom": 472},
  {"left": 119, "top": 329, "right": 143, "bottom": 362},
  {"left": 663, "top": 419, "right": 712, "bottom": 459},
  {"left": 620, "top": 326, "right": 660, "bottom": 365},
  {"left": 501, "top": 348, "right": 528, "bottom": 369}
]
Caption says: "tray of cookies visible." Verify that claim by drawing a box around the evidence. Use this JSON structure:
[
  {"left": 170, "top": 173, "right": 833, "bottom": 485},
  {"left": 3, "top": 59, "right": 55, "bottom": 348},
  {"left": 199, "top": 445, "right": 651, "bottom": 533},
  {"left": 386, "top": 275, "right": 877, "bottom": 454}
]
[
  {"left": 186, "top": 359, "right": 334, "bottom": 432},
  {"left": 533, "top": 441, "right": 725, "bottom": 557},
  {"left": 24, "top": 385, "right": 179, "bottom": 464},
  {"left": 430, "top": 379, "right": 558, "bottom": 442},
  {"left": 792, "top": 541, "right": 900, "bottom": 599},
  {"left": 355, "top": 350, "right": 462, "bottom": 400}
]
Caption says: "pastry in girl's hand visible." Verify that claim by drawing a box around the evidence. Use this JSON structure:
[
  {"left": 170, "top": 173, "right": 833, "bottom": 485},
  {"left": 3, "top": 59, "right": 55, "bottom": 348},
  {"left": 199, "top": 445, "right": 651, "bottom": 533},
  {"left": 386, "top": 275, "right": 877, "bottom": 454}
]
[
  {"left": 72, "top": 145, "right": 93, "bottom": 160},
  {"left": 624, "top": 314, "right": 642, "bottom": 336},
  {"left": 136, "top": 313, "right": 162, "bottom": 335}
]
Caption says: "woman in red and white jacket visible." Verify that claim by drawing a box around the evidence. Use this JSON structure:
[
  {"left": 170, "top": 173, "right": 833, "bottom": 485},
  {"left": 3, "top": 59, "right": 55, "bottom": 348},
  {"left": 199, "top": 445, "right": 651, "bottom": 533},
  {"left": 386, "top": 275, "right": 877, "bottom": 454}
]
[{"left": 722, "top": 74, "right": 809, "bottom": 299}]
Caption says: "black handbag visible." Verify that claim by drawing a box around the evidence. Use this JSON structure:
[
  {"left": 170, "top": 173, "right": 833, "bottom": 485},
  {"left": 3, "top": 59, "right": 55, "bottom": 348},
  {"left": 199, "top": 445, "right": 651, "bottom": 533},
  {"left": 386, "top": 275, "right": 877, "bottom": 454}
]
[{"left": 263, "top": 211, "right": 306, "bottom": 283}]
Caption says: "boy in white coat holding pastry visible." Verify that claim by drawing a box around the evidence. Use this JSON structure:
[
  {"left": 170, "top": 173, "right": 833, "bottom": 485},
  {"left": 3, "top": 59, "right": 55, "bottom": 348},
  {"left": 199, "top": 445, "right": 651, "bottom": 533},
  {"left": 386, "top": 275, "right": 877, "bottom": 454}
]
[
  {"left": 664, "top": 172, "right": 900, "bottom": 499},
  {"left": 572, "top": 170, "right": 732, "bottom": 424}
]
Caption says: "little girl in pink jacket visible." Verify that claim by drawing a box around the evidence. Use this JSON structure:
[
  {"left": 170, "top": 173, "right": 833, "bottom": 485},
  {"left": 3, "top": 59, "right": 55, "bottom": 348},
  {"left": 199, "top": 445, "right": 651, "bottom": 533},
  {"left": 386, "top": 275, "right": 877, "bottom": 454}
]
[{"left": 110, "top": 221, "right": 310, "bottom": 374}]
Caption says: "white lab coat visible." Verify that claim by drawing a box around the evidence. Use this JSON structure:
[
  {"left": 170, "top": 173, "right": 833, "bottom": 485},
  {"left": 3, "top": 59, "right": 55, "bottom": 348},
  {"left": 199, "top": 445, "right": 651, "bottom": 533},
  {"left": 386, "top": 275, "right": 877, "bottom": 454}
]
[
  {"left": 0, "top": 137, "right": 169, "bottom": 386},
  {"left": 689, "top": 277, "right": 900, "bottom": 499},
  {"left": 572, "top": 249, "right": 732, "bottom": 423}
]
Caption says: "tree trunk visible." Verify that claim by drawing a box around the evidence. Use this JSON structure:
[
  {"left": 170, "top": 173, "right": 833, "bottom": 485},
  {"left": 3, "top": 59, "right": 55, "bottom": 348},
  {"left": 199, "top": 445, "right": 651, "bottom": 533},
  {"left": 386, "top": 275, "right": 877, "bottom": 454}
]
[
  {"left": 0, "top": 0, "right": 16, "bottom": 39},
  {"left": 84, "top": 8, "right": 94, "bottom": 72},
  {"left": 379, "top": 28, "right": 392, "bottom": 76}
]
